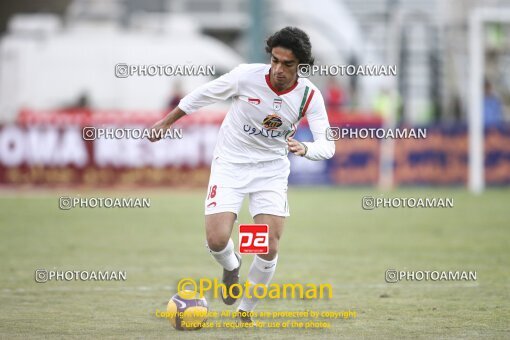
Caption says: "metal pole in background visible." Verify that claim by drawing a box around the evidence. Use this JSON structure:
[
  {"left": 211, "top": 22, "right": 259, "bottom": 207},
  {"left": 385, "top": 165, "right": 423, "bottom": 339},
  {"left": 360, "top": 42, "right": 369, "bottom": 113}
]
[
  {"left": 248, "top": 0, "right": 266, "bottom": 63},
  {"left": 468, "top": 9, "right": 484, "bottom": 194},
  {"left": 378, "top": 7, "right": 403, "bottom": 190},
  {"left": 468, "top": 8, "right": 510, "bottom": 193}
]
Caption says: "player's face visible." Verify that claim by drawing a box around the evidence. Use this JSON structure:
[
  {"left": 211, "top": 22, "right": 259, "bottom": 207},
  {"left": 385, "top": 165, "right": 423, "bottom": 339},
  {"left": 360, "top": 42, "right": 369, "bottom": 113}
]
[{"left": 270, "top": 47, "right": 299, "bottom": 91}]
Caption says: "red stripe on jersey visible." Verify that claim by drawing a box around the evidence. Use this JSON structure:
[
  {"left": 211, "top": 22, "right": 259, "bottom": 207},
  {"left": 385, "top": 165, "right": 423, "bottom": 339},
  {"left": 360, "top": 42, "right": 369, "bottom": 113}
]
[
  {"left": 301, "top": 89, "right": 315, "bottom": 117},
  {"left": 265, "top": 71, "right": 299, "bottom": 96}
]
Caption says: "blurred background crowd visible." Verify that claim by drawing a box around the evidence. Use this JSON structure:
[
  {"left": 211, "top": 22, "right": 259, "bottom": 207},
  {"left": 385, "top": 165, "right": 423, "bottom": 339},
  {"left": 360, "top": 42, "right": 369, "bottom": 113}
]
[{"left": 0, "top": 0, "right": 509, "bottom": 188}]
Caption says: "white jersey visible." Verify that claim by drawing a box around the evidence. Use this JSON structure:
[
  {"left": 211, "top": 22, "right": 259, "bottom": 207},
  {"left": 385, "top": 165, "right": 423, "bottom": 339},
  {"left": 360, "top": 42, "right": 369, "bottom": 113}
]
[{"left": 178, "top": 63, "right": 335, "bottom": 163}]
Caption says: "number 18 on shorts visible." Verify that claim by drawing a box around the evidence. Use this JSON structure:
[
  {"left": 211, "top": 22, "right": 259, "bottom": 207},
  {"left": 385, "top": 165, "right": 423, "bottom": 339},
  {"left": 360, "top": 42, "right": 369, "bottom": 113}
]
[{"left": 239, "top": 224, "right": 269, "bottom": 254}]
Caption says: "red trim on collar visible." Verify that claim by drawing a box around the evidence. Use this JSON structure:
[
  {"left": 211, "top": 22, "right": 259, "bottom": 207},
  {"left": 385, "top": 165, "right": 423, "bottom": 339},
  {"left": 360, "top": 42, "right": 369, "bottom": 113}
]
[{"left": 265, "top": 71, "right": 299, "bottom": 96}]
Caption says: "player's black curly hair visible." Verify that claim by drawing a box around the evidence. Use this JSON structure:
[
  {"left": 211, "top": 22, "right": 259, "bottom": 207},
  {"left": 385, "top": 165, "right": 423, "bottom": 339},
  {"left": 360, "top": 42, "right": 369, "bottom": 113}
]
[{"left": 265, "top": 27, "right": 315, "bottom": 66}]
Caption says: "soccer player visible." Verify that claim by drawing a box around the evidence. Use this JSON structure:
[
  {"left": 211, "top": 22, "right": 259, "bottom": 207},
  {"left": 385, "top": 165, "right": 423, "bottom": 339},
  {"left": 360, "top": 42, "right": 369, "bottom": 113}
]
[{"left": 149, "top": 27, "right": 335, "bottom": 324}]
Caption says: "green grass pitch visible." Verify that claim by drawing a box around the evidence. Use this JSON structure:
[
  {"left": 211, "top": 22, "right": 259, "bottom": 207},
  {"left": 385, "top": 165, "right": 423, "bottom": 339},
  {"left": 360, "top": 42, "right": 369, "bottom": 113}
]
[{"left": 0, "top": 188, "right": 509, "bottom": 339}]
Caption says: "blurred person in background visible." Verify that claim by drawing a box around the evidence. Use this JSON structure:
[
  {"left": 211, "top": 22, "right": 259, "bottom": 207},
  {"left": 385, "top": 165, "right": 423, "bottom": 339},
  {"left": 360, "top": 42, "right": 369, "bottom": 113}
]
[
  {"left": 167, "top": 81, "right": 184, "bottom": 110},
  {"left": 484, "top": 79, "right": 504, "bottom": 127},
  {"left": 324, "top": 78, "right": 346, "bottom": 114},
  {"left": 372, "top": 87, "right": 400, "bottom": 124}
]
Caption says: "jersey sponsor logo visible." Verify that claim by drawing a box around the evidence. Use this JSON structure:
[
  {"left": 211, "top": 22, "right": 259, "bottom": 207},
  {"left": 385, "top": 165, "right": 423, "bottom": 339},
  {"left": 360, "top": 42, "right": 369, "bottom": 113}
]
[
  {"left": 284, "top": 124, "right": 297, "bottom": 140},
  {"left": 262, "top": 113, "right": 283, "bottom": 130},
  {"left": 239, "top": 224, "right": 269, "bottom": 254},
  {"left": 248, "top": 98, "right": 261, "bottom": 105},
  {"left": 273, "top": 98, "right": 283, "bottom": 111},
  {"left": 243, "top": 124, "right": 292, "bottom": 139}
]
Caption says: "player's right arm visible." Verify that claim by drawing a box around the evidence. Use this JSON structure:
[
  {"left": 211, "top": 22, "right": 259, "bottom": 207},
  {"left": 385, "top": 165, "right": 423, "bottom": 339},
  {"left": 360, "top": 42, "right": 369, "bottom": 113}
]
[
  {"left": 148, "top": 64, "right": 244, "bottom": 142},
  {"left": 148, "top": 106, "right": 186, "bottom": 142}
]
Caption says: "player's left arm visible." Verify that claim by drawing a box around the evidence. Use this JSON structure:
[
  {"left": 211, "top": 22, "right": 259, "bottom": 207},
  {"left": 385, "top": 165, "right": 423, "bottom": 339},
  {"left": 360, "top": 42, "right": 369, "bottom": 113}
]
[{"left": 287, "top": 91, "right": 335, "bottom": 160}]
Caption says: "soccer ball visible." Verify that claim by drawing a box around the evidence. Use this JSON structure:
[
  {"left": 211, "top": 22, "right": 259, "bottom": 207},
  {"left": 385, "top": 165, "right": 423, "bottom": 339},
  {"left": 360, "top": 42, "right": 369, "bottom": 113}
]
[{"left": 166, "top": 290, "right": 208, "bottom": 331}]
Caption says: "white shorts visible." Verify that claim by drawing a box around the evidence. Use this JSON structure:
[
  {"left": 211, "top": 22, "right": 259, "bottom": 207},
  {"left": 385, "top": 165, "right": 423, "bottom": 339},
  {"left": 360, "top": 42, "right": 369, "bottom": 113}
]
[{"left": 204, "top": 157, "right": 290, "bottom": 217}]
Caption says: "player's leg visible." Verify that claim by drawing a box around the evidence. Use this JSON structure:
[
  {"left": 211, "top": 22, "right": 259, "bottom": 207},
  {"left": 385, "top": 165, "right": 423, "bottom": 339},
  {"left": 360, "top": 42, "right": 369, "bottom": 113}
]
[
  {"left": 204, "top": 157, "right": 245, "bottom": 305},
  {"left": 238, "top": 213, "right": 284, "bottom": 319},
  {"left": 237, "top": 159, "right": 290, "bottom": 323},
  {"left": 205, "top": 212, "right": 243, "bottom": 306},
  {"left": 253, "top": 213, "right": 285, "bottom": 261},
  {"left": 205, "top": 212, "right": 237, "bottom": 265}
]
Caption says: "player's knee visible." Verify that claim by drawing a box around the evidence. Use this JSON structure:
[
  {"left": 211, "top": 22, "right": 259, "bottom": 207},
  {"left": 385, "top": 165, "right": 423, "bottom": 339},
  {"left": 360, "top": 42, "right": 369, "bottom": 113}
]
[
  {"left": 261, "top": 241, "right": 279, "bottom": 260},
  {"left": 259, "top": 249, "right": 278, "bottom": 261},
  {"left": 206, "top": 235, "right": 229, "bottom": 252}
]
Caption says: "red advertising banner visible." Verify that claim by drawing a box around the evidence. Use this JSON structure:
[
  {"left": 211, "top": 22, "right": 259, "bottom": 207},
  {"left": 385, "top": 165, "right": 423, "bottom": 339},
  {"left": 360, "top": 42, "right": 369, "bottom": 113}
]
[
  {"left": 0, "top": 124, "right": 219, "bottom": 187},
  {"left": 1, "top": 110, "right": 509, "bottom": 187}
]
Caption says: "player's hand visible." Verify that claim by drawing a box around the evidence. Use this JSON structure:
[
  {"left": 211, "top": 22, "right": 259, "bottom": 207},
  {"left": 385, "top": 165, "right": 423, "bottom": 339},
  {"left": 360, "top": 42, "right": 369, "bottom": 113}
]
[
  {"left": 147, "top": 107, "right": 187, "bottom": 142},
  {"left": 287, "top": 137, "right": 307, "bottom": 157},
  {"left": 147, "top": 119, "right": 171, "bottom": 142}
]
